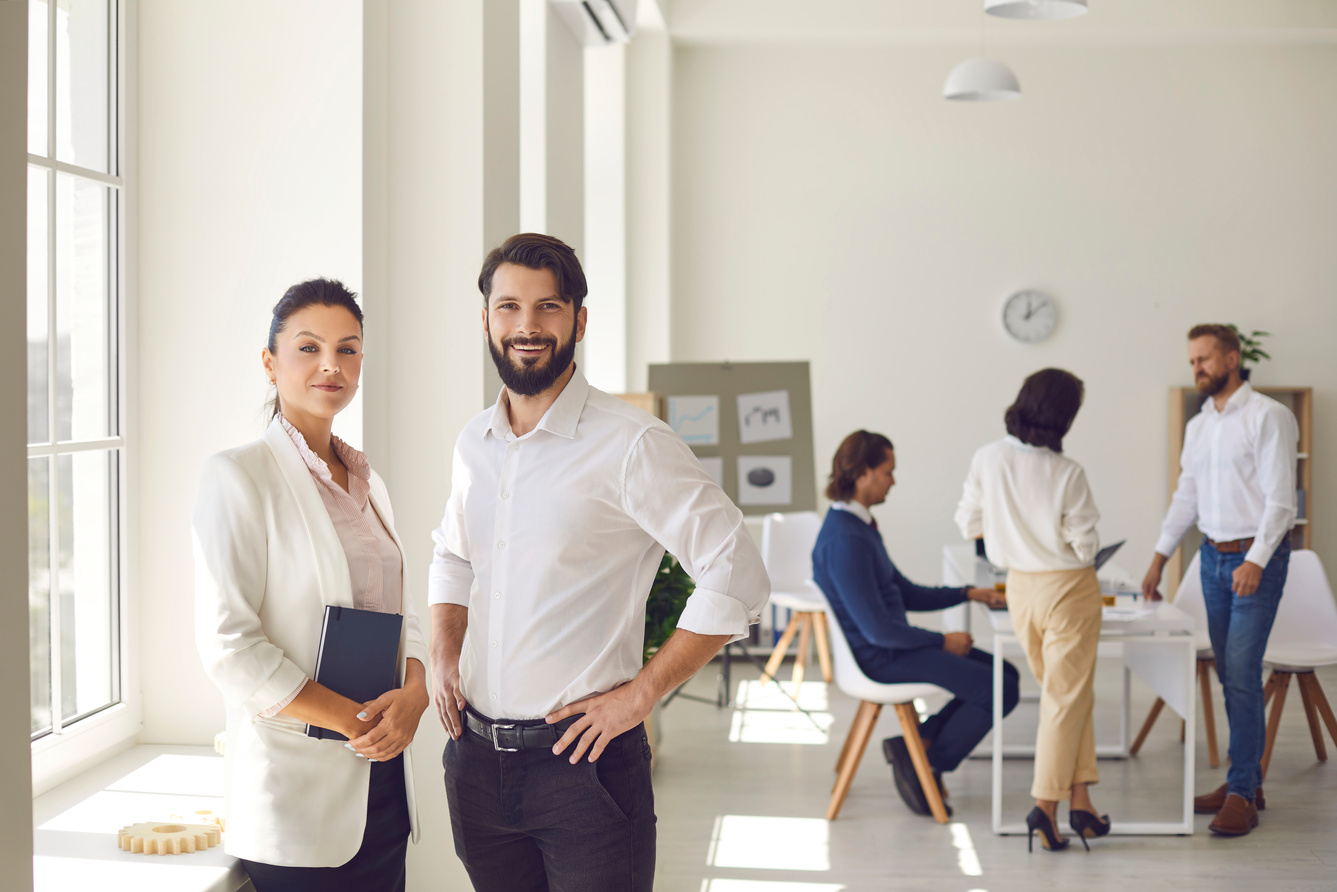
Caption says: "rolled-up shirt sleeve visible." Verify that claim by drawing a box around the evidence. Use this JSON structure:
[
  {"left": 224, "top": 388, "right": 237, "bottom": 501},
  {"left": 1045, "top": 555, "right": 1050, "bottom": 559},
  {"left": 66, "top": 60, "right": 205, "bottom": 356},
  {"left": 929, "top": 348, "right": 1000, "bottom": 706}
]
[
  {"left": 623, "top": 426, "right": 769, "bottom": 642},
  {"left": 429, "top": 446, "right": 476, "bottom": 607},
  {"left": 1245, "top": 405, "right": 1299, "bottom": 568}
]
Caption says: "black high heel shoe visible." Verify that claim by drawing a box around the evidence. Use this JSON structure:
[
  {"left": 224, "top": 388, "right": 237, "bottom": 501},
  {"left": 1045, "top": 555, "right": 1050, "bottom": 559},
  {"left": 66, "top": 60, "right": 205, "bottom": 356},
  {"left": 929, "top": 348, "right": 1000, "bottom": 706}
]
[
  {"left": 1026, "top": 807, "right": 1070, "bottom": 853},
  {"left": 1068, "top": 810, "right": 1111, "bottom": 851}
]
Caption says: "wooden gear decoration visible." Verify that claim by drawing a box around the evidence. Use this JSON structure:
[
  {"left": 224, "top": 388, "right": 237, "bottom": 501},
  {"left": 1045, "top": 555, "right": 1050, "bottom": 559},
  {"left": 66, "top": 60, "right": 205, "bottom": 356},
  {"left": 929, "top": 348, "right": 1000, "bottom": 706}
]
[{"left": 118, "top": 821, "right": 221, "bottom": 855}]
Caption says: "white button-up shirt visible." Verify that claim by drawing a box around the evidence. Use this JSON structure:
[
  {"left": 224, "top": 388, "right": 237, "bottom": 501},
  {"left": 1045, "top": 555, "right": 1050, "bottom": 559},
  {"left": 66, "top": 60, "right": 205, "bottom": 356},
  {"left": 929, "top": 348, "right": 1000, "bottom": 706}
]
[
  {"left": 429, "top": 369, "right": 769, "bottom": 720},
  {"left": 954, "top": 436, "right": 1101, "bottom": 572},
  {"left": 1155, "top": 382, "right": 1298, "bottom": 568}
]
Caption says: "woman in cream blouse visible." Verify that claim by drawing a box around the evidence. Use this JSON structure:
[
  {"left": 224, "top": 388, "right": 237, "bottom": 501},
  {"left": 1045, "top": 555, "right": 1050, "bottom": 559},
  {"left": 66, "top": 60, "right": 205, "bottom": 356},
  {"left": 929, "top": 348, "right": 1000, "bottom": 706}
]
[
  {"left": 955, "top": 368, "right": 1110, "bottom": 853},
  {"left": 194, "top": 279, "right": 429, "bottom": 890}
]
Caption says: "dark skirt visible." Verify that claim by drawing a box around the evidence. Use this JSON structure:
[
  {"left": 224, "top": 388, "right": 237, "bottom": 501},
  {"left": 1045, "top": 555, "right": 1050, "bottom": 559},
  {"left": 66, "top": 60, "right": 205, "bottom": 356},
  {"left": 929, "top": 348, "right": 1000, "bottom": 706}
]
[{"left": 241, "top": 754, "right": 411, "bottom": 892}]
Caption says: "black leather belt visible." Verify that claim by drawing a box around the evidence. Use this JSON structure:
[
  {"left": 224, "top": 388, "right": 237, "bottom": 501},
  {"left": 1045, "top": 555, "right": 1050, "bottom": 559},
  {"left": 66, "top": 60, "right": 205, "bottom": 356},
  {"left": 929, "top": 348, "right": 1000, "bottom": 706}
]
[
  {"left": 463, "top": 706, "right": 579, "bottom": 753},
  {"left": 1207, "top": 537, "right": 1255, "bottom": 554}
]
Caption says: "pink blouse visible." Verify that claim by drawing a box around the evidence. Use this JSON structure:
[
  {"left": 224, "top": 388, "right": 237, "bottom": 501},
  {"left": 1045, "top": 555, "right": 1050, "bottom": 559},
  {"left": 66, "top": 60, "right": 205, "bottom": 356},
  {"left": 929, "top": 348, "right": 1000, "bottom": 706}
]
[{"left": 260, "top": 416, "right": 404, "bottom": 716}]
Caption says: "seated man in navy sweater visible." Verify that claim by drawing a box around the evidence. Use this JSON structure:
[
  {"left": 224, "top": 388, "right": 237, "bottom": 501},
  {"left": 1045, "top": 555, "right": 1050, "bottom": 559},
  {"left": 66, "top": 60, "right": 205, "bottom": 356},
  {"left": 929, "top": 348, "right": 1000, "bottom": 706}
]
[{"left": 813, "top": 430, "right": 1020, "bottom": 816}]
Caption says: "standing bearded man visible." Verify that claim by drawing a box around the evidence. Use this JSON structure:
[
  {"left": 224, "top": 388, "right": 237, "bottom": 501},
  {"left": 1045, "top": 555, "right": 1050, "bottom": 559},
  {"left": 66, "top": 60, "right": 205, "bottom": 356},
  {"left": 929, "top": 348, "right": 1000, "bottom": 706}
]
[
  {"left": 1142, "top": 323, "right": 1298, "bottom": 837},
  {"left": 428, "top": 233, "right": 769, "bottom": 890}
]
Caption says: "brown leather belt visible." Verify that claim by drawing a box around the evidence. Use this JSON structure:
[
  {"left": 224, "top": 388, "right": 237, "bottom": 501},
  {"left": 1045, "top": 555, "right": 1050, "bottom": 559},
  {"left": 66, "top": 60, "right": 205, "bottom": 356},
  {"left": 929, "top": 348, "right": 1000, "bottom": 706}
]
[{"left": 1207, "top": 537, "right": 1254, "bottom": 554}]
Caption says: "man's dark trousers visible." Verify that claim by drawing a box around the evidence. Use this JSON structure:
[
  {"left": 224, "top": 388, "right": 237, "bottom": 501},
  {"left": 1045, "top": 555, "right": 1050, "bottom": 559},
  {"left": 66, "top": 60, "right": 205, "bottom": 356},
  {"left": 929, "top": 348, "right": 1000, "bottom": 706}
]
[{"left": 444, "top": 717, "right": 656, "bottom": 892}]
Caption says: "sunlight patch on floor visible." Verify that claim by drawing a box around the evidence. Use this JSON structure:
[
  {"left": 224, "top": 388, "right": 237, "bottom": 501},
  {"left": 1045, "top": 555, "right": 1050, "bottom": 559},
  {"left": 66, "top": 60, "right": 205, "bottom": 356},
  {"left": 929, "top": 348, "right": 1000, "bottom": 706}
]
[
  {"left": 707, "top": 815, "right": 831, "bottom": 872},
  {"left": 950, "top": 822, "right": 983, "bottom": 877},
  {"left": 699, "top": 881, "right": 846, "bottom": 892}
]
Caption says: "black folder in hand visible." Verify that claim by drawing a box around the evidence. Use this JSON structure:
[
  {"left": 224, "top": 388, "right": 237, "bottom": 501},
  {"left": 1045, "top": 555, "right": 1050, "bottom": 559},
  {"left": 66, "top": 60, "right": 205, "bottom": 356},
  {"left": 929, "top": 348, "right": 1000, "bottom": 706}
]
[{"left": 305, "top": 605, "right": 403, "bottom": 741}]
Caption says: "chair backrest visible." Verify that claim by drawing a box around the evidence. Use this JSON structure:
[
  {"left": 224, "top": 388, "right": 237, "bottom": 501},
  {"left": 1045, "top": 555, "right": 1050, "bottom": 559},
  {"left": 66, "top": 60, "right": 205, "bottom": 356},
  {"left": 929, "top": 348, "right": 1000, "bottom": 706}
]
[
  {"left": 1268, "top": 550, "right": 1337, "bottom": 657},
  {"left": 812, "top": 586, "right": 871, "bottom": 699},
  {"left": 761, "top": 511, "right": 825, "bottom": 596},
  {"left": 1171, "top": 551, "right": 1212, "bottom": 650}
]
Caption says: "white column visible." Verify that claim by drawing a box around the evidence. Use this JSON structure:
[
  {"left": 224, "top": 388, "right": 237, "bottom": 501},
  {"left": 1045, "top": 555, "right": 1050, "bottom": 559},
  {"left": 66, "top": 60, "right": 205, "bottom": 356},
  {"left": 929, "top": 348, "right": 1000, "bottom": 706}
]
[{"left": 582, "top": 44, "right": 628, "bottom": 393}]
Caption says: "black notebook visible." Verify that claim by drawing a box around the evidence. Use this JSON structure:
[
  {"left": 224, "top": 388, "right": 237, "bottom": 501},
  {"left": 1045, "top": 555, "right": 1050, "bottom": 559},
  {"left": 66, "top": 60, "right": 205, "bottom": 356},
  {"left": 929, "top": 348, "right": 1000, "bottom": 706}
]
[{"left": 305, "top": 605, "right": 404, "bottom": 741}]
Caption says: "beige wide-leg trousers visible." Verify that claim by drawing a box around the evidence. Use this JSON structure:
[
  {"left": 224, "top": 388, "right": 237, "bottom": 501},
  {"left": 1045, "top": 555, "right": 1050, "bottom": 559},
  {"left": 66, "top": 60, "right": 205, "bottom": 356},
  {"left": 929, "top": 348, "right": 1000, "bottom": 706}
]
[{"left": 1007, "top": 565, "right": 1103, "bottom": 801}]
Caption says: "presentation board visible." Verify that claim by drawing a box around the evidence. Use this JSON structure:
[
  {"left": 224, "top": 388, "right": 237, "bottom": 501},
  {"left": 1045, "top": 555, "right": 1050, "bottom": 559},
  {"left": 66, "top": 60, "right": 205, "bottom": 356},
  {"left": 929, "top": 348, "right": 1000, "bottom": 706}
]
[{"left": 648, "top": 362, "right": 815, "bottom": 515}]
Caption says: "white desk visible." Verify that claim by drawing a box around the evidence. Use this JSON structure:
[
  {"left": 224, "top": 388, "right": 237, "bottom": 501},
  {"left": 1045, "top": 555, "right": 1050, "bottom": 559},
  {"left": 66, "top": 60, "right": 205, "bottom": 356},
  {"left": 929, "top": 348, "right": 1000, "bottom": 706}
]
[{"left": 989, "top": 603, "right": 1197, "bottom": 836}]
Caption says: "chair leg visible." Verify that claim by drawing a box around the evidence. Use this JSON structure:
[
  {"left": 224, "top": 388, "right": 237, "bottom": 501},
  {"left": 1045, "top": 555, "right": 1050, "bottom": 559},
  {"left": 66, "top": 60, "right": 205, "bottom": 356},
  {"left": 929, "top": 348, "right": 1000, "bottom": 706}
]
[
  {"left": 1199, "top": 659, "right": 1220, "bottom": 769},
  {"left": 895, "top": 702, "right": 949, "bottom": 825},
  {"left": 828, "top": 701, "right": 882, "bottom": 820},
  {"left": 834, "top": 705, "right": 860, "bottom": 777},
  {"left": 761, "top": 612, "right": 801, "bottom": 687},
  {"left": 812, "top": 613, "right": 834, "bottom": 684},
  {"left": 1130, "top": 698, "right": 1165, "bottom": 756},
  {"left": 1264, "top": 671, "right": 1280, "bottom": 707},
  {"left": 1299, "top": 672, "right": 1337, "bottom": 746},
  {"left": 1260, "top": 670, "right": 1291, "bottom": 782},
  {"left": 1296, "top": 672, "right": 1328, "bottom": 762},
  {"left": 792, "top": 613, "right": 813, "bottom": 692}
]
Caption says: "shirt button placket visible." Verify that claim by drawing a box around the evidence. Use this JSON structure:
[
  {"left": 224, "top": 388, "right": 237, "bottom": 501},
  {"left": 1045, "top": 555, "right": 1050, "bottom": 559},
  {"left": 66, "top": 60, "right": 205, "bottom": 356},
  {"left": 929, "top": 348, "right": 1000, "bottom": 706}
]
[{"left": 489, "top": 437, "right": 519, "bottom": 715}]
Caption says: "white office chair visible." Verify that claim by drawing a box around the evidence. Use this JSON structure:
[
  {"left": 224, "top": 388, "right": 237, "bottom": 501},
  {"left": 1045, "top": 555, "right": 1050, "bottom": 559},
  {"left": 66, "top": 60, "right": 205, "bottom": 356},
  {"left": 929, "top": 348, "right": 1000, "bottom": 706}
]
[
  {"left": 760, "top": 512, "right": 832, "bottom": 692},
  {"left": 1130, "top": 551, "right": 1223, "bottom": 767},
  {"left": 1260, "top": 549, "right": 1337, "bottom": 779},
  {"left": 821, "top": 594, "right": 950, "bottom": 823}
]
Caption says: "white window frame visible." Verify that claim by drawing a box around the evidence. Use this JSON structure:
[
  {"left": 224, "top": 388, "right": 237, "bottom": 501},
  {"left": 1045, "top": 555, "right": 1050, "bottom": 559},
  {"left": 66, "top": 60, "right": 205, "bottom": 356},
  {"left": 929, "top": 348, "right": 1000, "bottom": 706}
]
[{"left": 29, "top": 0, "right": 139, "bottom": 796}]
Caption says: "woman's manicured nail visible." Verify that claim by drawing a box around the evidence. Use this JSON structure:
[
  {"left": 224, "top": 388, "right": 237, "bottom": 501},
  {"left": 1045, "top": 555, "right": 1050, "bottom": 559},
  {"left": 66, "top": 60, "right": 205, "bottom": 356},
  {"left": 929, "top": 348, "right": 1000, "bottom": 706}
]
[
  {"left": 344, "top": 743, "right": 353, "bottom": 750},
  {"left": 357, "top": 711, "right": 368, "bottom": 720}
]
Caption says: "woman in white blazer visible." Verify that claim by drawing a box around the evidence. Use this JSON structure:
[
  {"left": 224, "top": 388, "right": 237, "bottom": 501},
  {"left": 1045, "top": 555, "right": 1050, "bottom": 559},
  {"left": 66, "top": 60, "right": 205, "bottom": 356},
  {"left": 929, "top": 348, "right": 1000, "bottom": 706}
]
[{"left": 194, "top": 279, "right": 429, "bottom": 891}]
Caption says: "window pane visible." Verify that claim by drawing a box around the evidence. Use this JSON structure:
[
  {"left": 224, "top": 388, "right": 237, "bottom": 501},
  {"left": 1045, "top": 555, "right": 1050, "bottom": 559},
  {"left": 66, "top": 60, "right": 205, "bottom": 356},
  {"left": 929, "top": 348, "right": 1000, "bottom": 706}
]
[
  {"left": 29, "top": 0, "right": 49, "bottom": 156},
  {"left": 57, "top": 450, "right": 117, "bottom": 722},
  {"left": 55, "top": 174, "right": 113, "bottom": 442},
  {"left": 28, "top": 166, "right": 50, "bottom": 446},
  {"left": 55, "top": 0, "right": 111, "bottom": 174},
  {"left": 30, "top": 458, "right": 52, "bottom": 737}
]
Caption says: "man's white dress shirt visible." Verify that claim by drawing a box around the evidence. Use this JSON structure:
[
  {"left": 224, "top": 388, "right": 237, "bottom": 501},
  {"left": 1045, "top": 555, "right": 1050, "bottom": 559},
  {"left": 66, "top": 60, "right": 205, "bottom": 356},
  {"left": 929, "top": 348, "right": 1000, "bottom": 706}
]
[
  {"left": 429, "top": 369, "right": 770, "bottom": 720},
  {"left": 829, "top": 501, "right": 874, "bottom": 526},
  {"left": 1155, "top": 382, "right": 1298, "bottom": 568},
  {"left": 955, "top": 436, "right": 1101, "bottom": 572}
]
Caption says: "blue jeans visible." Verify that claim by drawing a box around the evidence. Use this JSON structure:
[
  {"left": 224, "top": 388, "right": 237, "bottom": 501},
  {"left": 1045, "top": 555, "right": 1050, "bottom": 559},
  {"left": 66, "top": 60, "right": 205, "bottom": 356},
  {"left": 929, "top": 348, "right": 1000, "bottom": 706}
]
[{"left": 1200, "top": 539, "right": 1291, "bottom": 800}]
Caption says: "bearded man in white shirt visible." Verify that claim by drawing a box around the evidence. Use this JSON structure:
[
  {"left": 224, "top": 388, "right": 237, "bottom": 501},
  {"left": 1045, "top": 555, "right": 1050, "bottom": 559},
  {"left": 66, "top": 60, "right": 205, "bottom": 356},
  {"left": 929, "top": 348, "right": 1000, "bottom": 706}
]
[
  {"left": 1142, "top": 323, "right": 1298, "bottom": 838},
  {"left": 427, "top": 233, "right": 769, "bottom": 891}
]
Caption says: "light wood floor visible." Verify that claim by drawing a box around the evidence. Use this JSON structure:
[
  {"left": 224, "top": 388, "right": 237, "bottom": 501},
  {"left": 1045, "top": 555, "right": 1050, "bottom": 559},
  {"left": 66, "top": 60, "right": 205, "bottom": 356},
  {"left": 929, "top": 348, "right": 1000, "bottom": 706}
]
[{"left": 650, "top": 655, "right": 1337, "bottom": 892}]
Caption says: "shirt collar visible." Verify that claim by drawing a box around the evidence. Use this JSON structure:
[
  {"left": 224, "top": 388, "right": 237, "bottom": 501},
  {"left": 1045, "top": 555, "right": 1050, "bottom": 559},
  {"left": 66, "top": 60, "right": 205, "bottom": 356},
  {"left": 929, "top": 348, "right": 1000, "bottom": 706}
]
[
  {"left": 1203, "top": 380, "right": 1253, "bottom": 416},
  {"left": 277, "top": 413, "right": 371, "bottom": 484},
  {"left": 483, "top": 365, "right": 590, "bottom": 442},
  {"left": 1005, "top": 434, "right": 1051, "bottom": 453},
  {"left": 830, "top": 500, "right": 875, "bottom": 526}
]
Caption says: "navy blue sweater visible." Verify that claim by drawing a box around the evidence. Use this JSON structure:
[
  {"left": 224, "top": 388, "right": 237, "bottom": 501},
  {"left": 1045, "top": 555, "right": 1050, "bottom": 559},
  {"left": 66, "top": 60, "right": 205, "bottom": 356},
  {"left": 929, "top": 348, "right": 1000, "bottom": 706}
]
[{"left": 811, "top": 508, "right": 966, "bottom": 666}]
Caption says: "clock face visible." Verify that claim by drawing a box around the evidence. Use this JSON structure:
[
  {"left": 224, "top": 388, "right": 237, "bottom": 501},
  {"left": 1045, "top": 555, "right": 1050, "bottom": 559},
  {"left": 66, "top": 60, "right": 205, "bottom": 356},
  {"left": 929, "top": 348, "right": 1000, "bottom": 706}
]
[{"left": 1002, "top": 290, "right": 1057, "bottom": 343}]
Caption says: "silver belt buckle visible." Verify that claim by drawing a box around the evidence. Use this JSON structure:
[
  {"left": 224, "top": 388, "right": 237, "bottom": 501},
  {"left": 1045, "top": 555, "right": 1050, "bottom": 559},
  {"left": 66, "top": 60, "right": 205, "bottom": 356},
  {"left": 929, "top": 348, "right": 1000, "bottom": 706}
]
[{"left": 490, "top": 722, "right": 519, "bottom": 752}]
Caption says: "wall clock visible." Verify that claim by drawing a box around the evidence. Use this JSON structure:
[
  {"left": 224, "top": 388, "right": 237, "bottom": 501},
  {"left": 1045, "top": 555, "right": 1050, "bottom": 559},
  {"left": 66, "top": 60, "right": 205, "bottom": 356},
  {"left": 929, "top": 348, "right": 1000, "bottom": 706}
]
[{"left": 1002, "top": 290, "right": 1057, "bottom": 343}]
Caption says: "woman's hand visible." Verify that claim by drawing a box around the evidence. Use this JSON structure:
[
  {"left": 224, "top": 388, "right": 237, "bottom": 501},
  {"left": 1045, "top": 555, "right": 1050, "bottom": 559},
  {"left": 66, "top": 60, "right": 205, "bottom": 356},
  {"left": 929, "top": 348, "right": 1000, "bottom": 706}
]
[{"left": 347, "top": 659, "right": 430, "bottom": 761}]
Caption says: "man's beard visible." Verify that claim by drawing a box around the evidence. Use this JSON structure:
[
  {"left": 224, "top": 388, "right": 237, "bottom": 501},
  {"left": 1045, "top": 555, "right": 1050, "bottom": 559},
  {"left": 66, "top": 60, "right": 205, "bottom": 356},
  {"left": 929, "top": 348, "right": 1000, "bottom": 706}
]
[
  {"left": 1196, "top": 369, "right": 1230, "bottom": 397},
  {"left": 487, "top": 319, "right": 578, "bottom": 397}
]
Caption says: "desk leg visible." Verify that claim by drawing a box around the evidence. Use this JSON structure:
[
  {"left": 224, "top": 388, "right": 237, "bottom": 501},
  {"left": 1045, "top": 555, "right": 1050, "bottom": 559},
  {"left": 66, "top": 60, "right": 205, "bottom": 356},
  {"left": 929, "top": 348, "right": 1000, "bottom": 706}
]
[
  {"left": 1182, "top": 640, "right": 1196, "bottom": 833},
  {"left": 993, "top": 639, "right": 1005, "bottom": 834},
  {"left": 1122, "top": 664, "right": 1131, "bottom": 754}
]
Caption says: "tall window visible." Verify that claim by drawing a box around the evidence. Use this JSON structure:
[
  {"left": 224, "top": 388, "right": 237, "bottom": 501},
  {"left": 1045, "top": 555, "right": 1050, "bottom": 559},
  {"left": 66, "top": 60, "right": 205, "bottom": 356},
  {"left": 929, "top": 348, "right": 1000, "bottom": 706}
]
[{"left": 27, "top": 0, "right": 122, "bottom": 741}]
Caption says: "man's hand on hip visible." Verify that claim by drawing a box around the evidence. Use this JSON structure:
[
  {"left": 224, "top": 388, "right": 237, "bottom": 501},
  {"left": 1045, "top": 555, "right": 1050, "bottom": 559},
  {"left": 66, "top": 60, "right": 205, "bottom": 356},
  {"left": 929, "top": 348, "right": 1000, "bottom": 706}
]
[
  {"left": 1232, "top": 560, "right": 1264, "bottom": 597},
  {"left": 433, "top": 662, "right": 467, "bottom": 740},
  {"left": 547, "top": 683, "right": 652, "bottom": 764}
]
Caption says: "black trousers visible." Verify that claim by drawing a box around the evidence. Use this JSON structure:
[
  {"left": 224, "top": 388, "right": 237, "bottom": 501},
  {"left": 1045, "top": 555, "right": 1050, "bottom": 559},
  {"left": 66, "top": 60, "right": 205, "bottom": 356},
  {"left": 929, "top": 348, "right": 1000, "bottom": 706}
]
[
  {"left": 444, "top": 715, "right": 656, "bottom": 892},
  {"left": 241, "top": 754, "right": 411, "bottom": 892}
]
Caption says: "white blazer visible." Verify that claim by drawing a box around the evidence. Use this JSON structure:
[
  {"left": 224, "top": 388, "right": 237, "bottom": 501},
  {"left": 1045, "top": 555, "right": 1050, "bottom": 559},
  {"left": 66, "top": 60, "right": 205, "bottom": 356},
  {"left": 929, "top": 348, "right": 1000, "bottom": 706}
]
[{"left": 193, "top": 419, "right": 428, "bottom": 867}]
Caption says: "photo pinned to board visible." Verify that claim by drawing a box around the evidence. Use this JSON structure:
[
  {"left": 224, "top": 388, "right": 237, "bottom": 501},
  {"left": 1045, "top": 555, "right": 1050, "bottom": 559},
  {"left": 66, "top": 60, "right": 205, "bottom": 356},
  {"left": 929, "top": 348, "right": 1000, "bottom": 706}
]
[
  {"left": 698, "top": 456, "right": 725, "bottom": 489},
  {"left": 668, "top": 395, "right": 720, "bottom": 446},
  {"left": 737, "top": 390, "right": 793, "bottom": 444},
  {"left": 737, "top": 455, "right": 792, "bottom": 506}
]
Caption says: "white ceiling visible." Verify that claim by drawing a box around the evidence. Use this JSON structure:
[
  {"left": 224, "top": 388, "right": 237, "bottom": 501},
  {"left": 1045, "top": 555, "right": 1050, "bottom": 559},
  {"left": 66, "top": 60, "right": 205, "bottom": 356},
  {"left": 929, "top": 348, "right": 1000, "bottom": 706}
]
[{"left": 664, "top": 0, "right": 1337, "bottom": 46}]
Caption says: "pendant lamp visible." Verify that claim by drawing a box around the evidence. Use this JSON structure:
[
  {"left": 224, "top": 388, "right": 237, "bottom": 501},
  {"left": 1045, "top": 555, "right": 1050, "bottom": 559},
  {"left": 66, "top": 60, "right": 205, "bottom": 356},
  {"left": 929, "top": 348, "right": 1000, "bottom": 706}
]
[
  {"left": 942, "top": 58, "right": 1021, "bottom": 102},
  {"left": 984, "top": 0, "right": 1088, "bottom": 20}
]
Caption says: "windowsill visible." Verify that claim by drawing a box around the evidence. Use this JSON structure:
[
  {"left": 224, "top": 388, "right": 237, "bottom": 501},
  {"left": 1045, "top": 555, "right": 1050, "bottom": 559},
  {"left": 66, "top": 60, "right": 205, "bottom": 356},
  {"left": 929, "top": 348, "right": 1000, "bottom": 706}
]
[
  {"left": 31, "top": 702, "right": 143, "bottom": 797},
  {"left": 32, "top": 744, "right": 251, "bottom": 892}
]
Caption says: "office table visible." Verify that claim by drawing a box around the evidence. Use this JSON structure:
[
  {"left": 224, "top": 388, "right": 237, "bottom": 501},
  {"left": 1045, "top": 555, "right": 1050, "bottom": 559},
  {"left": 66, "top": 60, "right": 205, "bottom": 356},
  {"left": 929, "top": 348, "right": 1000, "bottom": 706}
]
[{"left": 989, "top": 602, "right": 1197, "bottom": 836}]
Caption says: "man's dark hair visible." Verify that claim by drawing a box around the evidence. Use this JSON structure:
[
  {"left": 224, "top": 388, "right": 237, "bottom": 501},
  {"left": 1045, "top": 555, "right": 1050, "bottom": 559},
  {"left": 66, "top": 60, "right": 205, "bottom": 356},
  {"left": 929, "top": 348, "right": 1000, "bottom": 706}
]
[
  {"left": 1004, "top": 368, "right": 1084, "bottom": 453},
  {"left": 825, "top": 430, "right": 894, "bottom": 502},
  {"left": 265, "top": 278, "right": 362, "bottom": 420},
  {"left": 1187, "top": 323, "right": 1242, "bottom": 357},
  {"left": 478, "top": 233, "right": 588, "bottom": 312}
]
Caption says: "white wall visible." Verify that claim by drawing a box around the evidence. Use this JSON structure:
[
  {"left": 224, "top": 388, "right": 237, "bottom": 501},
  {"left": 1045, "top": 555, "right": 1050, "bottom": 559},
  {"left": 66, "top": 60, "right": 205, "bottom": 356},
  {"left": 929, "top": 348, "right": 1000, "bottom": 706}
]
[
  {"left": 136, "top": 0, "right": 364, "bottom": 743},
  {"left": 670, "top": 43, "right": 1337, "bottom": 586},
  {"left": 2, "top": 2, "right": 37, "bottom": 885}
]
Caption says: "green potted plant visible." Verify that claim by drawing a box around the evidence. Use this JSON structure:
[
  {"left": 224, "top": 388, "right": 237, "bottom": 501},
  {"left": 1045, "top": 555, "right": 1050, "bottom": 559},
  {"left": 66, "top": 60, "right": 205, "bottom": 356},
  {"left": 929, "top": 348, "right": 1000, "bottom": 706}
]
[
  {"left": 642, "top": 554, "right": 695, "bottom": 758},
  {"left": 1226, "top": 324, "right": 1271, "bottom": 382}
]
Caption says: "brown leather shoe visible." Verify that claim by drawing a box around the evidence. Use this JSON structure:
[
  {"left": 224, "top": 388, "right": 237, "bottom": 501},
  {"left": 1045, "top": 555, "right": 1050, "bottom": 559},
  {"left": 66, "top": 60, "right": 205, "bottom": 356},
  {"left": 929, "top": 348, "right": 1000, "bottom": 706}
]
[
  {"left": 1208, "top": 794, "right": 1259, "bottom": 836},
  {"left": 1194, "top": 783, "right": 1266, "bottom": 814}
]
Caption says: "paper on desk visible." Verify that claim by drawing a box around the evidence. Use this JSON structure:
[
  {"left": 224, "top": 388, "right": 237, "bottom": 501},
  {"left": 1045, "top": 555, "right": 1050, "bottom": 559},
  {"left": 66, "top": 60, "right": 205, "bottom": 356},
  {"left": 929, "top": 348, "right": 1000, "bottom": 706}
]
[{"left": 1101, "top": 606, "right": 1157, "bottom": 622}]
